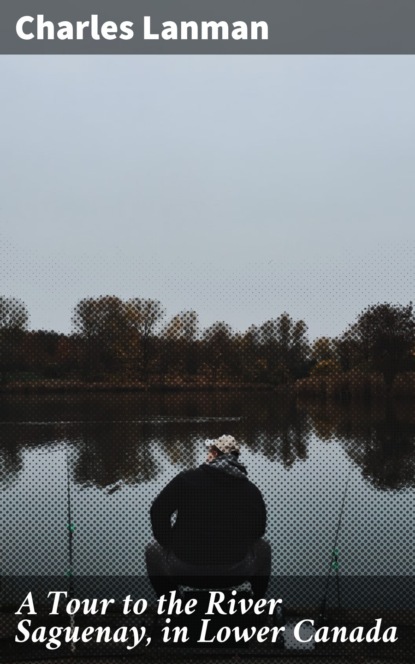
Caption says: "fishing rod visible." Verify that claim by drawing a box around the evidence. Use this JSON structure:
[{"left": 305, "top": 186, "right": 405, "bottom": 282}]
[
  {"left": 66, "top": 452, "right": 75, "bottom": 585},
  {"left": 316, "top": 468, "right": 352, "bottom": 627},
  {"left": 66, "top": 451, "right": 76, "bottom": 653}
]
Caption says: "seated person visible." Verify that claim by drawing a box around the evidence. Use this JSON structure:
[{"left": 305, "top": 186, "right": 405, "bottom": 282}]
[{"left": 146, "top": 435, "right": 271, "bottom": 599}]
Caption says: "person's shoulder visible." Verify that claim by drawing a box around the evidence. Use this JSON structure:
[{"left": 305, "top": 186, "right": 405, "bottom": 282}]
[
  {"left": 174, "top": 466, "right": 206, "bottom": 482},
  {"left": 245, "top": 477, "right": 265, "bottom": 498}
]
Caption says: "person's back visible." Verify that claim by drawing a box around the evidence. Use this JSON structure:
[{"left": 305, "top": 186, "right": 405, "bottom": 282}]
[
  {"left": 151, "top": 455, "right": 266, "bottom": 565},
  {"left": 146, "top": 435, "right": 271, "bottom": 599}
]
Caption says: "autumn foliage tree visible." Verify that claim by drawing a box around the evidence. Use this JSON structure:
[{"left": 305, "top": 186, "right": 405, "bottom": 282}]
[
  {"left": 346, "top": 303, "right": 415, "bottom": 389},
  {"left": 124, "top": 298, "right": 165, "bottom": 379},
  {"left": 72, "top": 296, "right": 165, "bottom": 380},
  {"left": 161, "top": 311, "right": 199, "bottom": 378},
  {"left": 72, "top": 296, "right": 130, "bottom": 377},
  {"left": 0, "top": 297, "right": 29, "bottom": 379},
  {"left": 255, "top": 314, "right": 310, "bottom": 383}
]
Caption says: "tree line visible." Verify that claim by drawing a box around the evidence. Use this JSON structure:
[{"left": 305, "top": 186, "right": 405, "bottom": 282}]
[{"left": 1, "top": 296, "right": 415, "bottom": 389}]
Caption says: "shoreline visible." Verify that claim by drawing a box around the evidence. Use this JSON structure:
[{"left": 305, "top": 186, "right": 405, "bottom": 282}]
[
  {"left": 0, "top": 380, "right": 277, "bottom": 395},
  {"left": 0, "top": 376, "right": 415, "bottom": 400}
]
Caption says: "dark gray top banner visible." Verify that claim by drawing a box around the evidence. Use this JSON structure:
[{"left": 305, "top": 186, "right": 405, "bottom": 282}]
[{"left": 1, "top": 0, "right": 415, "bottom": 54}]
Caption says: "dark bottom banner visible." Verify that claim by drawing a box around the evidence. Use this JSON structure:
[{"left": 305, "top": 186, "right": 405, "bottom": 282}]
[{"left": 1, "top": 576, "right": 414, "bottom": 661}]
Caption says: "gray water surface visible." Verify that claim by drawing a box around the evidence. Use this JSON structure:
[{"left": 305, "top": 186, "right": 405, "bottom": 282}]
[{"left": 1, "top": 394, "right": 414, "bottom": 579}]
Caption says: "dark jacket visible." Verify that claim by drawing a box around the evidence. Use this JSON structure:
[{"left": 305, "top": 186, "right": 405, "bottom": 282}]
[{"left": 150, "top": 459, "right": 266, "bottom": 565}]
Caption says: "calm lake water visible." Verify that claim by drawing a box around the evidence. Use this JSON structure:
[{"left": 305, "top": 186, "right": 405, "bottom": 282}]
[{"left": 1, "top": 393, "right": 414, "bottom": 593}]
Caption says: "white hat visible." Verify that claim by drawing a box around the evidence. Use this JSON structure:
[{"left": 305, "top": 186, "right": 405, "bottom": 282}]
[{"left": 205, "top": 434, "right": 240, "bottom": 454}]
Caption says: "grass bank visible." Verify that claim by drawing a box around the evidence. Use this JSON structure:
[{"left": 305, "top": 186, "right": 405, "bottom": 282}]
[{"left": 295, "top": 371, "right": 415, "bottom": 402}]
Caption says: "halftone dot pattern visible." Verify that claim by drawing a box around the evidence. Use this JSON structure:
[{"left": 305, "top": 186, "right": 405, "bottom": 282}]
[{"left": 1, "top": 295, "right": 414, "bottom": 661}]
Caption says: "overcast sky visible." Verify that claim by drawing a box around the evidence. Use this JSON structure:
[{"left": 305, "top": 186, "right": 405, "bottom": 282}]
[{"left": 1, "top": 56, "right": 414, "bottom": 339}]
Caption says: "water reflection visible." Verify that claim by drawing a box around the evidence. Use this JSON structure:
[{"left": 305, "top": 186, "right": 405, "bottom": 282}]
[
  {"left": 1, "top": 394, "right": 414, "bottom": 491},
  {"left": 305, "top": 402, "right": 415, "bottom": 490}
]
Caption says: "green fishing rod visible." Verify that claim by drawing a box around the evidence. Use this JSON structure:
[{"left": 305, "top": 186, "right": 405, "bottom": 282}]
[{"left": 316, "top": 468, "right": 352, "bottom": 627}]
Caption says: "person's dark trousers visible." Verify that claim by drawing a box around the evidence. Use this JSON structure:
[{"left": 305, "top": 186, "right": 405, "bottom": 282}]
[{"left": 145, "top": 539, "right": 271, "bottom": 600}]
